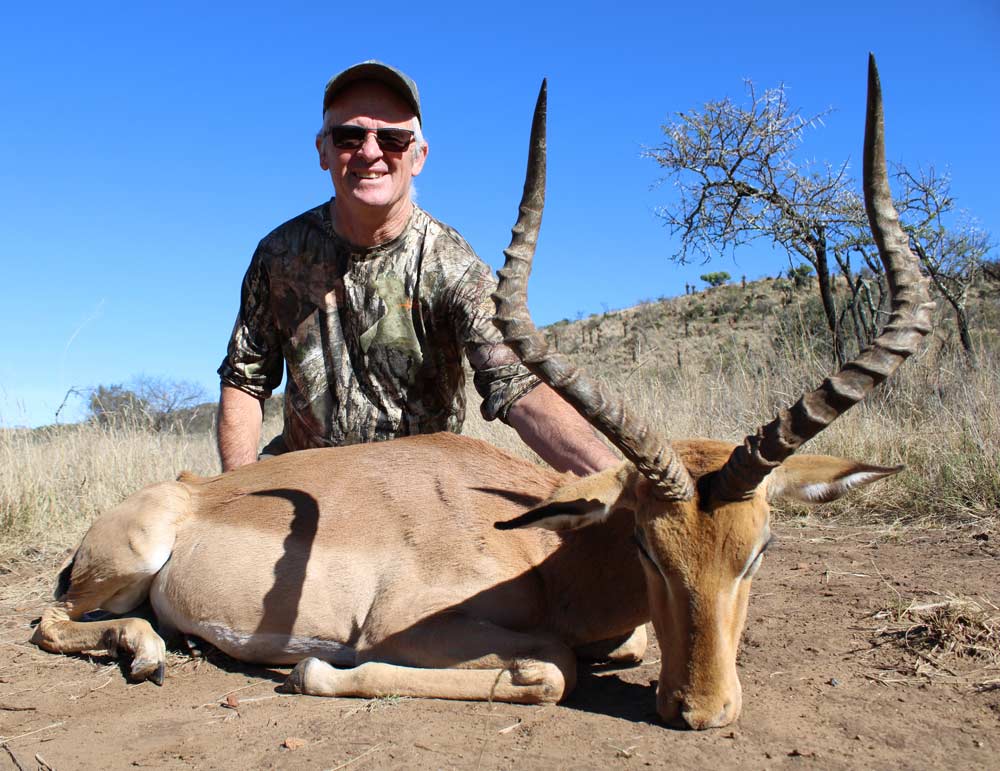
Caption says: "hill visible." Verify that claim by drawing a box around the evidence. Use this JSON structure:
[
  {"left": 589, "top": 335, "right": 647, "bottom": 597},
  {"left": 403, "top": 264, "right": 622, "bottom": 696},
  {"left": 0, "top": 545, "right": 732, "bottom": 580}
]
[{"left": 3, "top": 272, "right": 996, "bottom": 557}]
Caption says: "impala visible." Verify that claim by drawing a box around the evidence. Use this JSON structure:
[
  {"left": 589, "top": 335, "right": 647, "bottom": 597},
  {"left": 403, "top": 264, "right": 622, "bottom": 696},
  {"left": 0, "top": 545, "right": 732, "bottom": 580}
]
[{"left": 32, "top": 56, "right": 931, "bottom": 729}]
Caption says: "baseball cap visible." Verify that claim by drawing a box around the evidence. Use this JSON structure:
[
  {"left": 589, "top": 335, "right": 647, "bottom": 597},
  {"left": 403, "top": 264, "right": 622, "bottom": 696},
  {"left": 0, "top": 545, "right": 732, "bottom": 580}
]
[{"left": 322, "top": 60, "right": 422, "bottom": 124}]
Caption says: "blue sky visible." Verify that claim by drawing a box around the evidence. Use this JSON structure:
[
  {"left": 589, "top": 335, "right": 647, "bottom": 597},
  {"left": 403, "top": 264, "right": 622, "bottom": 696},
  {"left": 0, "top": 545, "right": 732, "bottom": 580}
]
[{"left": 2, "top": 1, "right": 997, "bottom": 427}]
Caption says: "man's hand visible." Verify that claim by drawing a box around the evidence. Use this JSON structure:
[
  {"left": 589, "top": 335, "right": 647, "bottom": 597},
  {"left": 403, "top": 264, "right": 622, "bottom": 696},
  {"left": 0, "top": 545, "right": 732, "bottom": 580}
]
[
  {"left": 217, "top": 385, "right": 265, "bottom": 472},
  {"left": 506, "top": 384, "right": 619, "bottom": 476}
]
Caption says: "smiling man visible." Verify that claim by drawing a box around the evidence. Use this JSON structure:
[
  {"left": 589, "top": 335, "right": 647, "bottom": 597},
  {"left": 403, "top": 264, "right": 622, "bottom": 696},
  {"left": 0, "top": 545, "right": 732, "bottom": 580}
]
[{"left": 216, "top": 61, "right": 617, "bottom": 476}]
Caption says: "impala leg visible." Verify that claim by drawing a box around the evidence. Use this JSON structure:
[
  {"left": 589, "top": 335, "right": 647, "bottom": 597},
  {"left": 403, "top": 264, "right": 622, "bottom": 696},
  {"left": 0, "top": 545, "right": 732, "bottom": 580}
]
[
  {"left": 575, "top": 624, "right": 647, "bottom": 666},
  {"left": 32, "top": 569, "right": 168, "bottom": 684},
  {"left": 31, "top": 602, "right": 167, "bottom": 684},
  {"left": 284, "top": 614, "right": 576, "bottom": 704},
  {"left": 285, "top": 657, "right": 569, "bottom": 704},
  {"left": 30, "top": 481, "right": 186, "bottom": 684}
]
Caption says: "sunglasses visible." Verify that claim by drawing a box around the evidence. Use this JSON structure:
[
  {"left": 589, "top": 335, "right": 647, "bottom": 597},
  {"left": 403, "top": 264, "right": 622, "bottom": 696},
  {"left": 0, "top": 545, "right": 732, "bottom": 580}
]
[{"left": 325, "top": 125, "right": 416, "bottom": 152}]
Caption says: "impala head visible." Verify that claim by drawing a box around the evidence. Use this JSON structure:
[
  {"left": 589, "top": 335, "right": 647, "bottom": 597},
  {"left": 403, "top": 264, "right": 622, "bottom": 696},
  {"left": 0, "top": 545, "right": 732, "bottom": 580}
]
[{"left": 493, "top": 56, "right": 933, "bottom": 729}]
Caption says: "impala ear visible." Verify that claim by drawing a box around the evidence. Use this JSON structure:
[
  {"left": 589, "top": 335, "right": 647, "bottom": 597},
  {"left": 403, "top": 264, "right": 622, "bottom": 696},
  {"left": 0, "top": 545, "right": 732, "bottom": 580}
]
[
  {"left": 767, "top": 455, "right": 903, "bottom": 504},
  {"left": 495, "top": 463, "right": 637, "bottom": 532}
]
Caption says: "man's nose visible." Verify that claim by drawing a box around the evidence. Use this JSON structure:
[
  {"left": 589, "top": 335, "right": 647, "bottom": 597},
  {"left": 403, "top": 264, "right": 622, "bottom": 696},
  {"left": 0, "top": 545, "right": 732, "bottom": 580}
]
[{"left": 358, "top": 132, "right": 383, "bottom": 161}]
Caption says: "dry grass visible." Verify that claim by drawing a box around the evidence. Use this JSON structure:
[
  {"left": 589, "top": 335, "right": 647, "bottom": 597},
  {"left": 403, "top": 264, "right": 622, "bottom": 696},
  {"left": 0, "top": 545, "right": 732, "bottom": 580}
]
[
  {"left": 495, "top": 335, "right": 1000, "bottom": 529},
  {"left": 869, "top": 597, "right": 1000, "bottom": 688},
  {"left": 0, "top": 423, "right": 220, "bottom": 558},
  {"left": 2, "top": 280, "right": 997, "bottom": 561}
]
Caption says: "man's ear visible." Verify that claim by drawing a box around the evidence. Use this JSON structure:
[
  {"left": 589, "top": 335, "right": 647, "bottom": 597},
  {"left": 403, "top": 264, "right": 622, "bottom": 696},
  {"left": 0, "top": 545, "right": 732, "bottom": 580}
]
[
  {"left": 410, "top": 139, "right": 428, "bottom": 176},
  {"left": 495, "top": 463, "right": 637, "bottom": 532},
  {"left": 316, "top": 134, "right": 330, "bottom": 171},
  {"left": 767, "top": 455, "right": 903, "bottom": 504}
]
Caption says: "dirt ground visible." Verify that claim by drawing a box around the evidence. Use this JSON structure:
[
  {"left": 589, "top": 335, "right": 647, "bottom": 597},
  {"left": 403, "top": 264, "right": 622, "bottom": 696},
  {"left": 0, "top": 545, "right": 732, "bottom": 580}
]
[{"left": 2, "top": 522, "right": 997, "bottom": 771}]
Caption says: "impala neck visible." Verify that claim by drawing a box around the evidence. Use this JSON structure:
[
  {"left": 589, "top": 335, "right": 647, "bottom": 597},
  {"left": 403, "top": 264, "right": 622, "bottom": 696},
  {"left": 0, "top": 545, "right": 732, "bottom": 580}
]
[{"left": 535, "top": 509, "right": 650, "bottom": 644}]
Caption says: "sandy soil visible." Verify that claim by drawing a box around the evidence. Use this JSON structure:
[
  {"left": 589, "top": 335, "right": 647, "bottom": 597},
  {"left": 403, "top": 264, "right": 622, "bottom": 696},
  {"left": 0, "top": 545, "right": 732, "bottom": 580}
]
[{"left": 2, "top": 523, "right": 997, "bottom": 770}]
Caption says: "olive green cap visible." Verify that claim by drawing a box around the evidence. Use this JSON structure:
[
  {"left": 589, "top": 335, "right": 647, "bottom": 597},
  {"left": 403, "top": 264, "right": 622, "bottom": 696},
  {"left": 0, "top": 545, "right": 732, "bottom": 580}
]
[{"left": 322, "top": 60, "right": 422, "bottom": 124}]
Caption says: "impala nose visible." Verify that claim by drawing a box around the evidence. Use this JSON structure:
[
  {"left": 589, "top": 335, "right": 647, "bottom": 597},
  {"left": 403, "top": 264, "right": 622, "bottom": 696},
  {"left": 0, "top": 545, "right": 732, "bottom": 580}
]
[{"left": 676, "top": 701, "right": 733, "bottom": 730}]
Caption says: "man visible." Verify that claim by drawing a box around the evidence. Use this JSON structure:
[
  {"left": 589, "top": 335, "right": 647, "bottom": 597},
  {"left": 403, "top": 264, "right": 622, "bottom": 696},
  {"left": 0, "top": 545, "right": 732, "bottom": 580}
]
[{"left": 217, "top": 61, "right": 618, "bottom": 476}]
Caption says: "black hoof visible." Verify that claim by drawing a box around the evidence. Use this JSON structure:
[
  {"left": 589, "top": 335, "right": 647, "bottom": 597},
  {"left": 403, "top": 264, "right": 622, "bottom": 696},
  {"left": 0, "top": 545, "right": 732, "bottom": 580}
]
[{"left": 281, "top": 659, "right": 313, "bottom": 694}]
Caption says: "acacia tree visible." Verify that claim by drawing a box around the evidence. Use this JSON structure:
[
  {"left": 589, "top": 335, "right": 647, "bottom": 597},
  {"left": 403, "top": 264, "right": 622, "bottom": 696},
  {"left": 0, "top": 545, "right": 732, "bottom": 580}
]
[
  {"left": 787, "top": 264, "right": 814, "bottom": 287},
  {"left": 832, "top": 165, "right": 992, "bottom": 361},
  {"left": 644, "top": 82, "right": 858, "bottom": 361},
  {"left": 646, "top": 80, "right": 992, "bottom": 364},
  {"left": 86, "top": 376, "right": 207, "bottom": 431},
  {"left": 87, "top": 384, "right": 149, "bottom": 428},
  {"left": 827, "top": 190, "right": 889, "bottom": 354},
  {"left": 895, "top": 166, "right": 990, "bottom": 361},
  {"left": 700, "top": 271, "right": 731, "bottom": 287},
  {"left": 132, "top": 375, "right": 208, "bottom": 430}
]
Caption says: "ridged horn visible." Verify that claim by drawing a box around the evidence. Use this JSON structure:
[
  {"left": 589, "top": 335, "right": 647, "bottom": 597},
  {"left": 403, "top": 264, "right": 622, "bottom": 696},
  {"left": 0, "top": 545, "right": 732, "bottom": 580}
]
[
  {"left": 493, "top": 80, "right": 694, "bottom": 501},
  {"left": 714, "top": 54, "right": 935, "bottom": 500}
]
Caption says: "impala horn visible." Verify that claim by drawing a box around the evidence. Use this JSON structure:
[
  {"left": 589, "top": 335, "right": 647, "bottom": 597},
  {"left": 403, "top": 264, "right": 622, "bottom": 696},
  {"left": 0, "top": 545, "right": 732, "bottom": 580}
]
[
  {"left": 493, "top": 80, "right": 695, "bottom": 501},
  {"left": 714, "top": 54, "right": 935, "bottom": 500}
]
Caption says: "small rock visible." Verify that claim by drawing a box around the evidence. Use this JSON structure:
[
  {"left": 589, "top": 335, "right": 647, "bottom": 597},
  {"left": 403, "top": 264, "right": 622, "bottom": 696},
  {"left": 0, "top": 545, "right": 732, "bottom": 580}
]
[
  {"left": 828, "top": 678, "right": 840, "bottom": 687},
  {"left": 283, "top": 737, "right": 307, "bottom": 751}
]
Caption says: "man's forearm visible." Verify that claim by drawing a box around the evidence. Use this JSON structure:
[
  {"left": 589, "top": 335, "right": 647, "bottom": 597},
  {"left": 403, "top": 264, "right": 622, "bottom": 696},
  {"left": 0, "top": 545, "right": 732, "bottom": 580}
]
[
  {"left": 217, "top": 385, "right": 265, "bottom": 472},
  {"left": 506, "top": 384, "right": 619, "bottom": 476}
]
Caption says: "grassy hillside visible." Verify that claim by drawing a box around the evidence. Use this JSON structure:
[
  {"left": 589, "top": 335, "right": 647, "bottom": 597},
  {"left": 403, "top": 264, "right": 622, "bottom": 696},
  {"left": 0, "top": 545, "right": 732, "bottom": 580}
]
[{"left": 2, "top": 275, "right": 997, "bottom": 559}]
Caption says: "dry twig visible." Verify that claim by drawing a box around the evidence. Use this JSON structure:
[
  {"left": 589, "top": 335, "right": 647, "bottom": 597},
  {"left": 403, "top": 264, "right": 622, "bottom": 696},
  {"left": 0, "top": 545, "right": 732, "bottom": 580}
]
[
  {"left": 869, "top": 596, "right": 999, "bottom": 685},
  {"left": 2, "top": 745, "right": 26, "bottom": 771},
  {"left": 326, "top": 743, "right": 383, "bottom": 771},
  {"left": 0, "top": 722, "right": 65, "bottom": 747}
]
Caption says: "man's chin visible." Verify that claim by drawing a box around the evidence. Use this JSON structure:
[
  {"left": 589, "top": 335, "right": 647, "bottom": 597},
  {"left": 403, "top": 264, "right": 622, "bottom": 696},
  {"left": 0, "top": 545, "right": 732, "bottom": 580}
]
[{"left": 342, "top": 187, "right": 397, "bottom": 210}]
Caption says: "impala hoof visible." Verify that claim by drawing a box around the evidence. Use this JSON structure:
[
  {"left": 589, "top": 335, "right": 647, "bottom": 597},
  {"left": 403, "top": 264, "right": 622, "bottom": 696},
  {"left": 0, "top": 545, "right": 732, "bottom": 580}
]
[
  {"left": 510, "top": 658, "right": 550, "bottom": 686},
  {"left": 129, "top": 655, "right": 166, "bottom": 685},
  {"left": 283, "top": 657, "right": 319, "bottom": 694},
  {"left": 504, "top": 659, "right": 566, "bottom": 703}
]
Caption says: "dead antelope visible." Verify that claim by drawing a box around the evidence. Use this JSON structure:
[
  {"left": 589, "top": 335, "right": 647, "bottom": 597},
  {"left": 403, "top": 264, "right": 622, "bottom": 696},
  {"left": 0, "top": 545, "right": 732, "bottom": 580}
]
[{"left": 33, "top": 56, "right": 931, "bottom": 730}]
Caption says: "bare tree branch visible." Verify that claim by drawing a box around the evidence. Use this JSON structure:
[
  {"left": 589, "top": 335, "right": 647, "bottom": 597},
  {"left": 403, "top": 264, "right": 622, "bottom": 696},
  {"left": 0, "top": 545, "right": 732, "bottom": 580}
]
[
  {"left": 644, "top": 79, "right": 993, "bottom": 365},
  {"left": 894, "top": 165, "right": 992, "bottom": 362}
]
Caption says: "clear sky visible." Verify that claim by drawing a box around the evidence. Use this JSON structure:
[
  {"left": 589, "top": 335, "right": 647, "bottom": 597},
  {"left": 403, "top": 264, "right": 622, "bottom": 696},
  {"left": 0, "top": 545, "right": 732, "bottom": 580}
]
[{"left": 2, "top": 1, "right": 997, "bottom": 427}]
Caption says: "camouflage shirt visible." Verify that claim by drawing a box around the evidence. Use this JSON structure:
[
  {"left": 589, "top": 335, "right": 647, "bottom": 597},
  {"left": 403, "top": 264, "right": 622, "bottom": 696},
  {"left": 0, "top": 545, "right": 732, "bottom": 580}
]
[{"left": 218, "top": 200, "right": 540, "bottom": 453}]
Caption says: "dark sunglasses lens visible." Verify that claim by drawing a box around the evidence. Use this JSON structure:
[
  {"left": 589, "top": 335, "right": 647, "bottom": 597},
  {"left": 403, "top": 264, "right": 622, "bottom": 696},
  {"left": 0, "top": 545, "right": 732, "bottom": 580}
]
[
  {"left": 328, "top": 126, "right": 367, "bottom": 149},
  {"left": 327, "top": 126, "right": 414, "bottom": 152},
  {"left": 375, "top": 129, "right": 414, "bottom": 151}
]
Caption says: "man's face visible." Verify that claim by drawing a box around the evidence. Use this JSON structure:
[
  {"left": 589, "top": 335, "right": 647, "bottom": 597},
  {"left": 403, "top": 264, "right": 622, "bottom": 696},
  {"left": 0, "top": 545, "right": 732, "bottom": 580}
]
[{"left": 316, "top": 82, "right": 427, "bottom": 216}]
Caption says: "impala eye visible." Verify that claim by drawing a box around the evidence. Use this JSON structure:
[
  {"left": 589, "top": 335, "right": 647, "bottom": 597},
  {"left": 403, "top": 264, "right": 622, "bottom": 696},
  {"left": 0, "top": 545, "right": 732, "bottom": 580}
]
[
  {"left": 632, "top": 530, "right": 666, "bottom": 578},
  {"left": 742, "top": 535, "right": 776, "bottom": 580},
  {"left": 744, "top": 551, "right": 765, "bottom": 579},
  {"left": 632, "top": 530, "right": 653, "bottom": 564}
]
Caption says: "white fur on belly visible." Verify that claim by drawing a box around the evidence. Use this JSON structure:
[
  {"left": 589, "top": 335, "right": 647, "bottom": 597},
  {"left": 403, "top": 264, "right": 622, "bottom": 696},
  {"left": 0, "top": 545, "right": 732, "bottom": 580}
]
[
  {"left": 189, "top": 621, "right": 357, "bottom": 666},
  {"left": 150, "top": 581, "right": 356, "bottom": 666}
]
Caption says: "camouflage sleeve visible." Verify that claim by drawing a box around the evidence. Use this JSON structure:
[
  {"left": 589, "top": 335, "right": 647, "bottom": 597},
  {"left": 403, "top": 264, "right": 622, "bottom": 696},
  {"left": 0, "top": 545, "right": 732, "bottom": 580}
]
[
  {"left": 217, "top": 243, "right": 284, "bottom": 399},
  {"left": 450, "top": 261, "right": 541, "bottom": 422}
]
